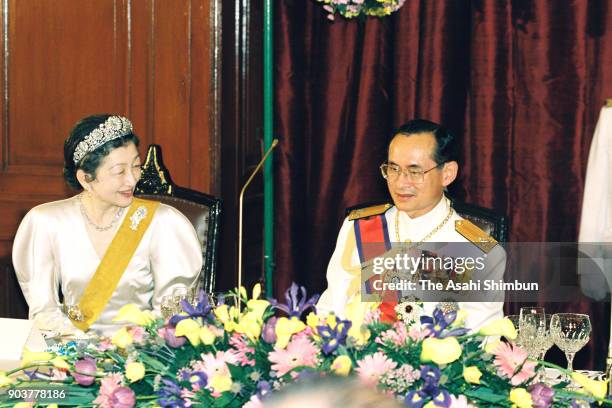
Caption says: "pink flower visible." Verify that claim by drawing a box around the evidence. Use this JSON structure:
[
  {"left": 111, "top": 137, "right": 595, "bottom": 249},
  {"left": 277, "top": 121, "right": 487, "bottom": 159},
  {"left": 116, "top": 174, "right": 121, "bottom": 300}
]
[
  {"left": 109, "top": 386, "right": 136, "bottom": 408},
  {"left": 93, "top": 372, "right": 123, "bottom": 408},
  {"left": 72, "top": 357, "right": 97, "bottom": 386},
  {"left": 492, "top": 342, "right": 537, "bottom": 385},
  {"left": 50, "top": 368, "right": 67, "bottom": 381},
  {"left": 377, "top": 322, "right": 410, "bottom": 347},
  {"left": 408, "top": 326, "right": 429, "bottom": 341},
  {"left": 355, "top": 352, "right": 397, "bottom": 386},
  {"left": 364, "top": 308, "right": 381, "bottom": 325},
  {"left": 180, "top": 387, "right": 195, "bottom": 406},
  {"left": 268, "top": 336, "right": 319, "bottom": 377},
  {"left": 97, "top": 338, "right": 114, "bottom": 352},
  {"left": 159, "top": 326, "right": 187, "bottom": 348},
  {"left": 229, "top": 333, "right": 256, "bottom": 366},
  {"left": 128, "top": 326, "right": 146, "bottom": 343},
  {"left": 193, "top": 350, "right": 238, "bottom": 379}
]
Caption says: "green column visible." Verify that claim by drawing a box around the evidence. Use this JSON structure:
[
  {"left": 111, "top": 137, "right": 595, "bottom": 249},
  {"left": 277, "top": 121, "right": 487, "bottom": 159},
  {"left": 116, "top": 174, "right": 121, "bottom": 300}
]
[{"left": 263, "top": 0, "right": 275, "bottom": 297}]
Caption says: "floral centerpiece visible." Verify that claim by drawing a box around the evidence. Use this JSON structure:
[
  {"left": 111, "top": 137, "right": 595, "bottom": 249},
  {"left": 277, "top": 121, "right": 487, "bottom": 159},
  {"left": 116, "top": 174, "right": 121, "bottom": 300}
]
[
  {"left": 315, "top": 0, "right": 406, "bottom": 21},
  {"left": 0, "top": 283, "right": 610, "bottom": 407}
]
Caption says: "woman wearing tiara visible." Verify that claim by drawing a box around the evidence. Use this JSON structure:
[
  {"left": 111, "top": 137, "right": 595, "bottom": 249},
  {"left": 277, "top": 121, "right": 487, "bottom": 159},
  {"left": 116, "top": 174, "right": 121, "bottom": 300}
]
[{"left": 12, "top": 114, "right": 202, "bottom": 337}]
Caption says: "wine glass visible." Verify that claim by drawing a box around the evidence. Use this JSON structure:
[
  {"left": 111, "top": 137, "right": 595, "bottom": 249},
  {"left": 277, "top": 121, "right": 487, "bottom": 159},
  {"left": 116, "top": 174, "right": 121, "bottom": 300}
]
[
  {"left": 519, "top": 307, "right": 546, "bottom": 358},
  {"left": 172, "top": 285, "right": 196, "bottom": 311},
  {"left": 160, "top": 295, "right": 177, "bottom": 319},
  {"left": 536, "top": 315, "right": 554, "bottom": 360},
  {"left": 550, "top": 313, "right": 591, "bottom": 371}
]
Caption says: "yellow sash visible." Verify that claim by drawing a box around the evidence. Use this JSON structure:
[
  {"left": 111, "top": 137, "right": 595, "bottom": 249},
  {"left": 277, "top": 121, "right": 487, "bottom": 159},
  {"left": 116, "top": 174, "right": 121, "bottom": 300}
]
[{"left": 70, "top": 198, "right": 160, "bottom": 331}]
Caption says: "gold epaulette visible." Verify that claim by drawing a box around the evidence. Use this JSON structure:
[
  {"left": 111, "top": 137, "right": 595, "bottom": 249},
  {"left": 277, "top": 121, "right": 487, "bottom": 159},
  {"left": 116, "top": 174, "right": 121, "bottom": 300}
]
[
  {"left": 455, "top": 219, "right": 498, "bottom": 253},
  {"left": 605, "top": 98, "right": 612, "bottom": 107},
  {"left": 348, "top": 203, "right": 392, "bottom": 221}
]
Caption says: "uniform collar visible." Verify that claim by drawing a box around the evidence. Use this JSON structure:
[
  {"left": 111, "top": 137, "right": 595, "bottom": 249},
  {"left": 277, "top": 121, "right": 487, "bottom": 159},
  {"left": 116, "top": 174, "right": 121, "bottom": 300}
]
[{"left": 393, "top": 196, "right": 451, "bottom": 241}]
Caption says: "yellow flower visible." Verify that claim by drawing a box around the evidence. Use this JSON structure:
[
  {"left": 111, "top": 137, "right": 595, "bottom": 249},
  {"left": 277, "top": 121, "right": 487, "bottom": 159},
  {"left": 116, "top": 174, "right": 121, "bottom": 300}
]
[
  {"left": 175, "top": 318, "right": 202, "bottom": 346},
  {"left": 239, "top": 286, "right": 248, "bottom": 300},
  {"left": 200, "top": 326, "right": 217, "bottom": 345},
  {"left": 306, "top": 312, "right": 320, "bottom": 331},
  {"left": 326, "top": 314, "right": 338, "bottom": 329},
  {"left": 0, "top": 371, "right": 15, "bottom": 387},
  {"left": 421, "top": 337, "right": 462, "bottom": 365},
  {"left": 571, "top": 372, "right": 608, "bottom": 400},
  {"left": 509, "top": 388, "right": 533, "bottom": 408},
  {"left": 252, "top": 283, "right": 262, "bottom": 300},
  {"left": 246, "top": 299, "right": 270, "bottom": 320},
  {"left": 275, "top": 317, "right": 306, "bottom": 349},
  {"left": 51, "top": 356, "right": 70, "bottom": 370},
  {"left": 21, "top": 348, "right": 53, "bottom": 367},
  {"left": 331, "top": 355, "right": 352, "bottom": 376},
  {"left": 234, "top": 312, "right": 262, "bottom": 341},
  {"left": 13, "top": 403, "right": 34, "bottom": 408},
  {"left": 479, "top": 318, "right": 517, "bottom": 340},
  {"left": 113, "top": 304, "right": 154, "bottom": 326},
  {"left": 214, "top": 304, "right": 237, "bottom": 332},
  {"left": 46, "top": 405, "right": 59, "bottom": 408},
  {"left": 125, "top": 361, "right": 146, "bottom": 383},
  {"left": 209, "top": 374, "right": 232, "bottom": 393},
  {"left": 484, "top": 337, "right": 503, "bottom": 354},
  {"left": 463, "top": 366, "right": 482, "bottom": 384},
  {"left": 344, "top": 299, "right": 375, "bottom": 346},
  {"left": 111, "top": 327, "right": 134, "bottom": 349}
]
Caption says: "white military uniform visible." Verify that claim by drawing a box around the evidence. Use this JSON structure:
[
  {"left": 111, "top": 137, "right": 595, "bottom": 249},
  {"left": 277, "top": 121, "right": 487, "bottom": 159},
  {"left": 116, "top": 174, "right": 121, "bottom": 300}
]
[{"left": 317, "top": 196, "right": 506, "bottom": 331}]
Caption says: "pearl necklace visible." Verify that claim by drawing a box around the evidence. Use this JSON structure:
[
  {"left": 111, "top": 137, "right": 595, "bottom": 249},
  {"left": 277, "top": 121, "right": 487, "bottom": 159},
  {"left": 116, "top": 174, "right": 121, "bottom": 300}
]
[{"left": 79, "top": 194, "right": 125, "bottom": 232}]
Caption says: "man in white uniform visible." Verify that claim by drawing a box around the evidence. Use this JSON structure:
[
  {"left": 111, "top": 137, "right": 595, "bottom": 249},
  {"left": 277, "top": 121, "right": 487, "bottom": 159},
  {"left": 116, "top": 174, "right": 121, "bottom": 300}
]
[{"left": 317, "top": 119, "right": 506, "bottom": 331}]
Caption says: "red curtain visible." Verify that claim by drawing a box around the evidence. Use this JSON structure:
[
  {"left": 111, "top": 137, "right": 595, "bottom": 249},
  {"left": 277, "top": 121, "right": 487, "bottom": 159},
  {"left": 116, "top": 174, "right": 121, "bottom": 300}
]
[{"left": 274, "top": 0, "right": 612, "bottom": 369}]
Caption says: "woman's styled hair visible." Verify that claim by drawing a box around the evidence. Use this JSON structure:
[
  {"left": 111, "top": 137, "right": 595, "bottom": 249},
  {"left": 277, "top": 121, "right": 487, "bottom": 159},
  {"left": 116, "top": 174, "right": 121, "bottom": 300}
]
[{"left": 63, "top": 114, "right": 139, "bottom": 190}]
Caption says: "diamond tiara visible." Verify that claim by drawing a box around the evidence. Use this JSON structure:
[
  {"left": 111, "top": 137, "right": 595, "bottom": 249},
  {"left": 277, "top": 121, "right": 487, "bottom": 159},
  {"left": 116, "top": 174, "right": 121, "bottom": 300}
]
[{"left": 72, "top": 116, "right": 134, "bottom": 164}]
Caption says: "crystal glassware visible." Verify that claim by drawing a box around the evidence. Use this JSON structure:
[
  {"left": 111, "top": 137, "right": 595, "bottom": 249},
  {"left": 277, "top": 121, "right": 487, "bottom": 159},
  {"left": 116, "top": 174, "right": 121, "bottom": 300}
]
[
  {"left": 550, "top": 313, "right": 591, "bottom": 371},
  {"left": 519, "top": 307, "right": 546, "bottom": 358},
  {"left": 536, "top": 315, "right": 554, "bottom": 360},
  {"left": 172, "top": 285, "right": 196, "bottom": 311},
  {"left": 160, "top": 295, "right": 177, "bottom": 319}
]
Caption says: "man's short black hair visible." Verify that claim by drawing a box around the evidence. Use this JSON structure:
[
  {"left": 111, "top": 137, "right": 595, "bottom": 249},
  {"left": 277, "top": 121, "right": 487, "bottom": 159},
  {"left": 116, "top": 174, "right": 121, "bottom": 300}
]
[{"left": 390, "top": 119, "right": 459, "bottom": 164}]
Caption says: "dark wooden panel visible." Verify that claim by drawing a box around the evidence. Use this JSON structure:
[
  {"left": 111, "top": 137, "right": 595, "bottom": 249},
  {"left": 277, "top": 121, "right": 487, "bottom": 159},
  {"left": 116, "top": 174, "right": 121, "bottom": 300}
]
[
  {"left": 8, "top": 0, "right": 128, "bottom": 166},
  {"left": 151, "top": 0, "right": 191, "bottom": 186},
  {"left": 190, "top": 0, "right": 215, "bottom": 193}
]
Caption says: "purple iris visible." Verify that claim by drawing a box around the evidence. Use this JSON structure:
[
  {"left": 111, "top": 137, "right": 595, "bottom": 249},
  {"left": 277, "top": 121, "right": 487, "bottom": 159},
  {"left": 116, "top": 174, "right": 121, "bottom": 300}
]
[
  {"left": 157, "top": 378, "right": 187, "bottom": 407},
  {"left": 188, "top": 371, "right": 208, "bottom": 389},
  {"left": 269, "top": 282, "right": 319, "bottom": 318},
  {"left": 429, "top": 389, "right": 452, "bottom": 407},
  {"left": 405, "top": 390, "right": 427, "bottom": 408},
  {"left": 405, "top": 366, "right": 451, "bottom": 408},
  {"left": 316, "top": 319, "right": 351, "bottom": 355},
  {"left": 420, "top": 308, "right": 468, "bottom": 338},
  {"left": 420, "top": 365, "right": 441, "bottom": 394},
  {"left": 169, "top": 290, "right": 213, "bottom": 326}
]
